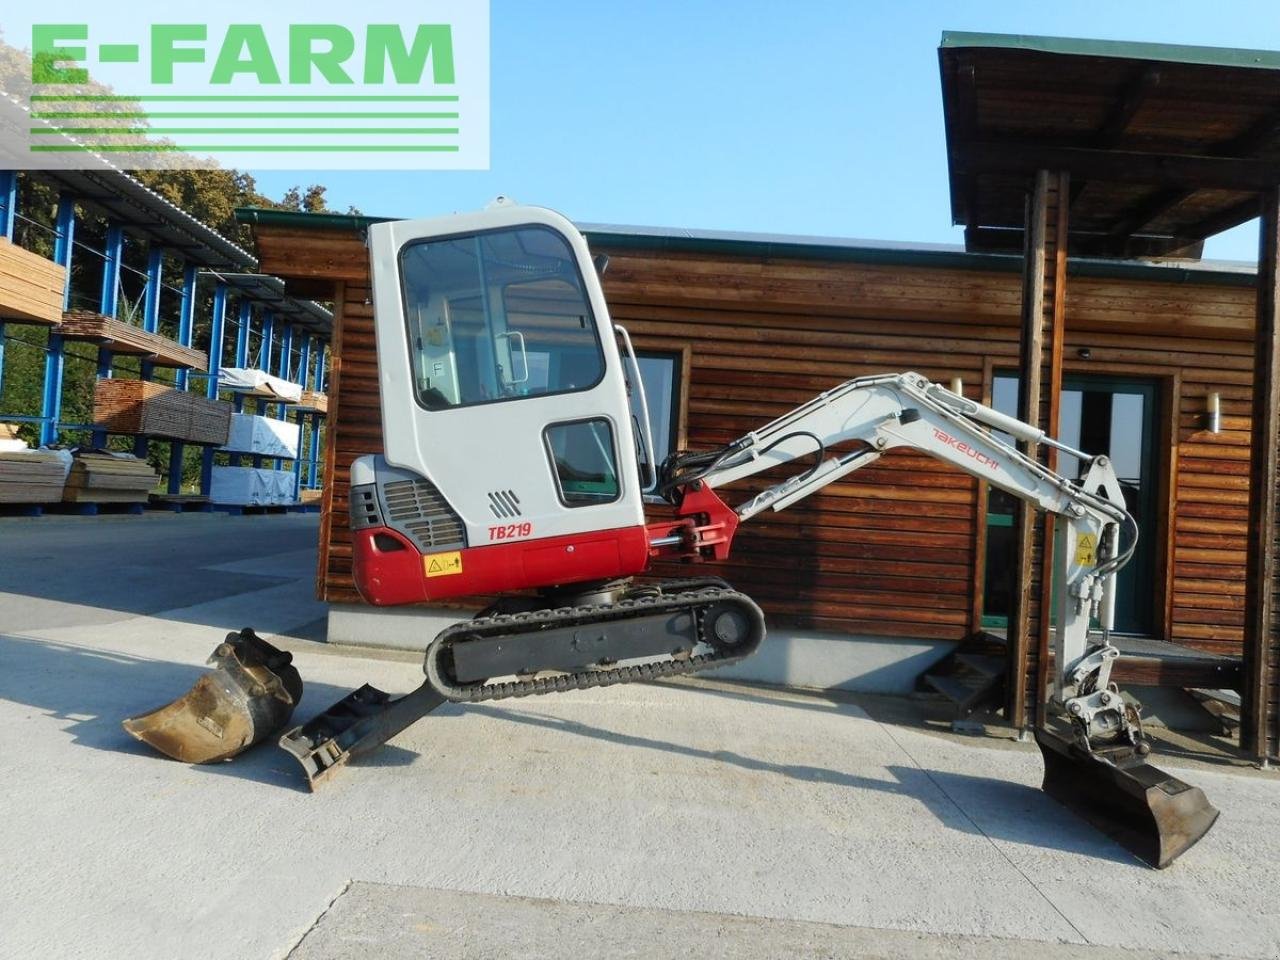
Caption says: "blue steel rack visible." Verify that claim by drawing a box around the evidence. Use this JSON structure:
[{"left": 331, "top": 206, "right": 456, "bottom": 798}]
[{"left": 0, "top": 168, "right": 333, "bottom": 514}]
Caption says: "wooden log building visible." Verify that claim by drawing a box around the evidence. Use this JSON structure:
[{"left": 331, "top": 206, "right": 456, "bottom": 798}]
[{"left": 239, "top": 32, "right": 1280, "bottom": 764}]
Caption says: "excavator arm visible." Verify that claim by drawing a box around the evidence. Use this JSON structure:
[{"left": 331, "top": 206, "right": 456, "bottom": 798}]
[
  {"left": 650, "top": 371, "right": 1218, "bottom": 867},
  {"left": 650, "top": 371, "right": 1138, "bottom": 747}
]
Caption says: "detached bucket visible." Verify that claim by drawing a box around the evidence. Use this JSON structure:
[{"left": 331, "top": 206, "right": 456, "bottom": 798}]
[
  {"left": 1036, "top": 727, "right": 1219, "bottom": 868},
  {"left": 123, "top": 628, "right": 303, "bottom": 764}
]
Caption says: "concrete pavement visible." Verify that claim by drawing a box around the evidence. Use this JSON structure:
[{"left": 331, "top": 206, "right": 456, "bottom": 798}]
[{"left": 1, "top": 513, "right": 1278, "bottom": 960}]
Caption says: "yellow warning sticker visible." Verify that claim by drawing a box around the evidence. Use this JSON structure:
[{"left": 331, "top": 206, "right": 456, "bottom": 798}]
[
  {"left": 424, "top": 551, "right": 463, "bottom": 578},
  {"left": 1074, "top": 533, "right": 1098, "bottom": 566}
]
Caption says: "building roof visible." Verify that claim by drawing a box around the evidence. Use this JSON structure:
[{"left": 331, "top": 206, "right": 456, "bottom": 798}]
[
  {"left": 204, "top": 273, "right": 333, "bottom": 336},
  {"left": 235, "top": 205, "right": 1260, "bottom": 289},
  {"left": 938, "top": 31, "right": 1280, "bottom": 258}
]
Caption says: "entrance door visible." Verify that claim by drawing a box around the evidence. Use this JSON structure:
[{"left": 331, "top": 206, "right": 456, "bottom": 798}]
[{"left": 982, "top": 374, "right": 1159, "bottom": 635}]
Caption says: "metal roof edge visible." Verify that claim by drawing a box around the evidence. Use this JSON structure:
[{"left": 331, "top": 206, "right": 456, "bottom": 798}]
[
  {"left": 939, "top": 30, "right": 1280, "bottom": 71},
  {"left": 583, "top": 224, "right": 1260, "bottom": 288},
  {"left": 235, "top": 207, "right": 393, "bottom": 230},
  {"left": 233, "top": 207, "right": 1259, "bottom": 289}
]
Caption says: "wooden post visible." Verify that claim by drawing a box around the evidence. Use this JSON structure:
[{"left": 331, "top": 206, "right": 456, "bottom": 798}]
[
  {"left": 1007, "top": 170, "right": 1050, "bottom": 731},
  {"left": 1034, "top": 172, "right": 1070, "bottom": 727},
  {"left": 1243, "top": 186, "right": 1280, "bottom": 763}
]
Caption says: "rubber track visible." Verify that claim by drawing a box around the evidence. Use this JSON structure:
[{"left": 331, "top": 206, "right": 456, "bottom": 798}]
[{"left": 425, "top": 580, "right": 765, "bottom": 704}]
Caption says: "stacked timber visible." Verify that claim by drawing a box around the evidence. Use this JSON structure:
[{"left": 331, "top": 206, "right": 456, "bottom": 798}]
[
  {"left": 93, "top": 379, "right": 232, "bottom": 445},
  {"left": 0, "top": 237, "right": 66, "bottom": 325},
  {"left": 63, "top": 451, "right": 159, "bottom": 504},
  {"left": 296, "top": 390, "right": 328, "bottom": 414},
  {"left": 0, "top": 451, "right": 67, "bottom": 503},
  {"left": 59, "top": 310, "right": 207, "bottom": 369}
]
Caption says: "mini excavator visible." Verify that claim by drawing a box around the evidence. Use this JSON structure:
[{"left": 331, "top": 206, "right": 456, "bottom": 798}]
[{"left": 125, "top": 200, "right": 1218, "bottom": 868}]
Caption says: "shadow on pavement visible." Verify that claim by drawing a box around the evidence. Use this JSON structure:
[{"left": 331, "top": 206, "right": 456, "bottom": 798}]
[
  {"left": 469, "top": 702, "right": 1138, "bottom": 866},
  {"left": 0, "top": 514, "right": 320, "bottom": 633},
  {"left": 0, "top": 631, "right": 396, "bottom": 793}
]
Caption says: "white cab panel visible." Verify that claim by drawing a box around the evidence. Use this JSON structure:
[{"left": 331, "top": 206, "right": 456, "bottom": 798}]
[{"left": 367, "top": 202, "right": 646, "bottom": 545}]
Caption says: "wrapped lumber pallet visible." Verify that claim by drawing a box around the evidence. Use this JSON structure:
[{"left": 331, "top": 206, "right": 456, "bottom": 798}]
[
  {"left": 0, "top": 423, "right": 28, "bottom": 453},
  {"left": 220, "top": 413, "right": 300, "bottom": 459},
  {"left": 210, "top": 466, "right": 297, "bottom": 505},
  {"left": 217, "top": 367, "right": 302, "bottom": 403},
  {"left": 63, "top": 451, "right": 159, "bottom": 504},
  {"left": 0, "top": 450, "right": 67, "bottom": 503},
  {"left": 93, "top": 379, "right": 232, "bottom": 445}
]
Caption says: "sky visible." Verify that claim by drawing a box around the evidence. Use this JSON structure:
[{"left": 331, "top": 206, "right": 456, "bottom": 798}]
[{"left": 245, "top": 0, "right": 1280, "bottom": 262}]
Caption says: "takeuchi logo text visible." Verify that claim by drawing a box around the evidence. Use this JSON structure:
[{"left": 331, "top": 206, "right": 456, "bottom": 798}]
[{"left": 932, "top": 427, "right": 1000, "bottom": 471}]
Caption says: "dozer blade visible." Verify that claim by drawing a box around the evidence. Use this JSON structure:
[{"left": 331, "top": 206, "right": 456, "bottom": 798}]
[
  {"left": 122, "top": 628, "right": 303, "bottom": 764},
  {"left": 278, "top": 680, "right": 444, "bottom": 790},
  {"left": 1036, "top": 727, "right": 1219, "bottom": 868}
]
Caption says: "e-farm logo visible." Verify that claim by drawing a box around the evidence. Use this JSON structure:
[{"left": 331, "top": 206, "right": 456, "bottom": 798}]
[{"left": 8, "top": 2, "right": 490, "bottom": 170}]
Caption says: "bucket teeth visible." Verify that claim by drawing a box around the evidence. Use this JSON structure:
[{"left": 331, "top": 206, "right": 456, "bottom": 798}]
[
  {"left": 1036, "top": 727, "right": 1219, "bottom": 868},
  {"left": 122, "top": 628, "right": 303, "bottom": 764}
]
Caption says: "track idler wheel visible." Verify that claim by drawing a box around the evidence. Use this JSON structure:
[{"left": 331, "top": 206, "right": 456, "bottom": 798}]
[
  {"left": 122, "top": 628, "right": 303, "bottom": 763},
  {"left": 701, "top": 601, "right": 753, "bottom": 649}
]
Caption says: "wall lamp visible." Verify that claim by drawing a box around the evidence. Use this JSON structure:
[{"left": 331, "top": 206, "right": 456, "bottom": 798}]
[{"left": 1207, "top": 392, "right": 1221, "bottom": 435}]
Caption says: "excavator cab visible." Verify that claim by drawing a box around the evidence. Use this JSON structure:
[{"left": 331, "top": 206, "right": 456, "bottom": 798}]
[{"left": 351, "top": 199, "right": 655, "bottom": 605}]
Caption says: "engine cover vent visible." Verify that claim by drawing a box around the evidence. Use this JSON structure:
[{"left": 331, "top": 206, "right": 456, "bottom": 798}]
[
  {"left": 487, "top": 489, "right": 522, "bottom": 519},
  {"left": 381, "top": 478, "right": 466, "bottom": 552},
  {"left": 349, "top": 484, "right": 381, "bottom": 530}
]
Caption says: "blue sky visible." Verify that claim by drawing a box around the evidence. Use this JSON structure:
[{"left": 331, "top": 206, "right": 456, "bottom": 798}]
[{"left": 248, "top": 0, "right": 1280, "bottom": 261}]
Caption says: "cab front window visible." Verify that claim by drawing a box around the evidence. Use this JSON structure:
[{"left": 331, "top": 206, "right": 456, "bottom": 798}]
[{"left": 399, "top": 225, "right": 605, "bottom": 410}]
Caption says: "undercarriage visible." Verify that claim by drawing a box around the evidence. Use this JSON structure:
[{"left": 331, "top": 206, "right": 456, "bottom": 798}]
[{"left": 275, "top": 577, "right": 765, "bottom": 787}]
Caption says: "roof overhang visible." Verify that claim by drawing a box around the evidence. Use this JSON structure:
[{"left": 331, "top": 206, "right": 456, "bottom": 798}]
[
  {"left": 202, "top": 273, "right": 334, "bottom": 336},
  {"left": 939, "top": 31, "right": 1280, "bottom": 258}
]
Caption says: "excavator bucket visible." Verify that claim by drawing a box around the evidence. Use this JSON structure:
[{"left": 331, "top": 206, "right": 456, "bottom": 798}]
[
  {"left": 122, "top": 628, "right": 303, "bottom": 764},
  {"left": 1035, "top": 728, "right": 1219, "bottom": 868}
]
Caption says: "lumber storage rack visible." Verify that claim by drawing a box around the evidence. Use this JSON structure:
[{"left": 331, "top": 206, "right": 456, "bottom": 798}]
[{"left": 0, "top": 156, "right": 332, "bottom": 511}]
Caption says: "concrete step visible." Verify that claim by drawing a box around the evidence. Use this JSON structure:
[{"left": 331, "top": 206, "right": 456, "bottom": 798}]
[
  {"left": 955, "top": 654, "right": 1006, "bottom": 680},
  {"left": 924, "top": 672, "right": 996, "bottom": 714}
]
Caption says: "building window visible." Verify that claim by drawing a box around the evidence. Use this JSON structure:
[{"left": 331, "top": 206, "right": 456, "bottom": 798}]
[{"left": 630, "top": 350, "right": 685, "bottom": 493}]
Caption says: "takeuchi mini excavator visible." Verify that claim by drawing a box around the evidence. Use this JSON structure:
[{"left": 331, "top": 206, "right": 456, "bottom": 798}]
[{"left": 125, "top": 200, "right": 1218, "bottom": 868}]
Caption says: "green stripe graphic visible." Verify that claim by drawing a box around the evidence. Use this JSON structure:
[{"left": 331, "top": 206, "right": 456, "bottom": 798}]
[
  {"left": 33, "top": 128, "right": 460, "bottom": 135},
  {"left": 32, "top": 111, "right": 460, "bottom": 119},
  {"left": 31, "top": 94, "right": 460, "bottom": 102},
  {"left": 31, "top": 144, "right": 462, "bottom": 153}
]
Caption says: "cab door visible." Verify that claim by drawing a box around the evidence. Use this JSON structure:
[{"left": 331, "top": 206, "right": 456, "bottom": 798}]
[{"left": 366, "top": 203, "right": 646, "bottom": 555}]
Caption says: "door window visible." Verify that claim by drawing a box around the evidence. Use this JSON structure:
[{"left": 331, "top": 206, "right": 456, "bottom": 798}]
[
  {"left": 399, "top": 225, "right": 604, "bottom": 410},
  {"left": 629, "top": 351, "right": 683, "bottom": 493},
  {"left": 545, "top": 419, "right": 621, "bottom": 507}
]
